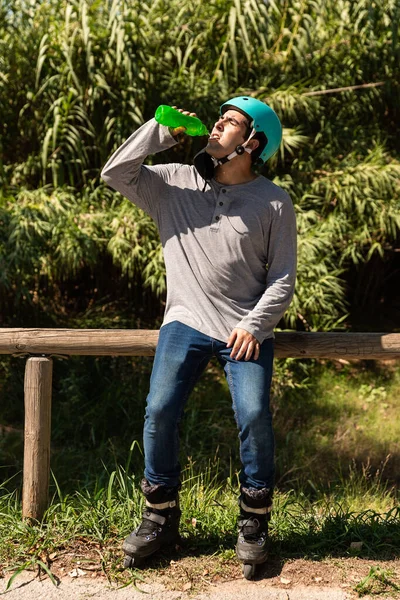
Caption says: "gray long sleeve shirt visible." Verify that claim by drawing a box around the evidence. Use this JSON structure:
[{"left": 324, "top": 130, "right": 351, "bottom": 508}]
[{"left": 101, "top": 119, "right": 297, "bottom": 344}]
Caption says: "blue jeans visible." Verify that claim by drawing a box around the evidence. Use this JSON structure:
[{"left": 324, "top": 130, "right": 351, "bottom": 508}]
[{"left": 143, "top": 321, "right": 274, "bottom": 490}]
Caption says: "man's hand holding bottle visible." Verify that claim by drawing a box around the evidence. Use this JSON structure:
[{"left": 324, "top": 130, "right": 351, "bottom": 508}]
[{"left": 154, "top": 105, "right": 209, "bottom": 137}]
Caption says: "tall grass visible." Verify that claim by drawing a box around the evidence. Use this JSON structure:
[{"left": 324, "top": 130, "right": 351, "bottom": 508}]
[
  {"left": 2, "top": 0, "right": 398, "bottom": 190},
  {"left": 1, "top": 0, "right": 400, "bottom": 333}
]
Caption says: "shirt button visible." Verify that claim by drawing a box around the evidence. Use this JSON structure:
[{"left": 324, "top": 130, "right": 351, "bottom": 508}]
[
  {"left": 215, "top": 215, "right": 220, "bottom": 221},
  {"left": 219, "top": 201, "right": 223, "bottom": 206},
  {"left": 222, "top": 189, "right": 226, "bottom": 193}
]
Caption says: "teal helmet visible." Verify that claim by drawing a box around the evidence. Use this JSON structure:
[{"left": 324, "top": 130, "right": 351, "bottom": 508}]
[{"left": 220, "top": 96, "right": 282, "bottom": 163}]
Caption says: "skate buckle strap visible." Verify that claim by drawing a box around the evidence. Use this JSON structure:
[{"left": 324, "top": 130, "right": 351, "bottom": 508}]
[
  {"left": 144, "top": 511, "right": 167, "bottom": 525},
  {"left": 240, "top": 499, "right": 272, "bottom": 515},
  {"left": 145, "top": 499, "right": 177, "bottom": 510}
]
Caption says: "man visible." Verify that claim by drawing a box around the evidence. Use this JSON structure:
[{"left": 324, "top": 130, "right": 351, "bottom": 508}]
[{"left": 101, "top": 96, "right": 297, "bottom": 575}]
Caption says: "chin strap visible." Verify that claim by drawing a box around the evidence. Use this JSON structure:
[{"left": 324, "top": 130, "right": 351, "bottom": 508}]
[
  {"left": 212, "top": 127, "right": 257, "bottom": 166},
  {"left": 194, "top": 127, "right": 257, "bottom": 187}
]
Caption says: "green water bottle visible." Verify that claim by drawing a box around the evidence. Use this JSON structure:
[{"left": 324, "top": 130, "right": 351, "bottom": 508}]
[{"left": 155, "top": 105, "right": 209, "bottom": 136}]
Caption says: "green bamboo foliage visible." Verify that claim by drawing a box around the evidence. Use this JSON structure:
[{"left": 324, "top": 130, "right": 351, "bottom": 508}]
[{"left": 0, "top": 0, "right": 399, "bottom": 330}]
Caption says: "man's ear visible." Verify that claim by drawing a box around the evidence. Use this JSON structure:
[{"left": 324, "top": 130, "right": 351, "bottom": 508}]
[{"left": 247, "top": 138, "right": 260, "bottom": 152}]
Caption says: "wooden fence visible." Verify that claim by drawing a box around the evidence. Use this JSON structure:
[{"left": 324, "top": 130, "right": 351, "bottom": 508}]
[{"left": 1, "top": 328, "right": 400, "bottom": 521}]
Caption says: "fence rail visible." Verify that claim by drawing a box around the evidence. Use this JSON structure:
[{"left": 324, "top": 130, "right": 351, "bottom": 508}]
[
  {"left": 2, "top": 328, "right": 400, "bottom": 358},
  {"left": 1, "top": 328, "right": 400, "bottom": 521}
]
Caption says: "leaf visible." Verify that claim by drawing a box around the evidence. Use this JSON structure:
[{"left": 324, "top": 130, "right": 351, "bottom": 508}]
[
  {"left": 36, "top": 560, "right": 58, "bottom": 587},
  {"left": 4, "top": 562, "right": 32, "bottom": 592}
]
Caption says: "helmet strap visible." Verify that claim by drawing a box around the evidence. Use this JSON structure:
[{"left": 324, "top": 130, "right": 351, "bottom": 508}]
[
  {"left": 243, "top": 127, "right": 257, "bottom": 147},
  {"left": 213, "top": 128, "right": 256, "bottom": 166}
]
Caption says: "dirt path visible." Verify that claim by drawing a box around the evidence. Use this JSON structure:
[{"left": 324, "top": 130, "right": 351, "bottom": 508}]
[
  {"left": 0, "top": 572, "right": 350, "bottom": 600},
  {"left": 1, "top": 558, "right": 400, "bottom": 600}
]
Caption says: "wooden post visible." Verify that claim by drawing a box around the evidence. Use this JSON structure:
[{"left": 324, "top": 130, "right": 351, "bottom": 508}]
[{"left": 22, "top": 357, "right": 53, "bottom": 520}]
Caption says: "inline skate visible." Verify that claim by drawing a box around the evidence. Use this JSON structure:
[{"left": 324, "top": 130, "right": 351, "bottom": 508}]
[
  {"left": 236, "top": 487, "right": 272, "bottom": 580},
  {"left": 123, "top": 479, "right": 181, "bottom": 568}
]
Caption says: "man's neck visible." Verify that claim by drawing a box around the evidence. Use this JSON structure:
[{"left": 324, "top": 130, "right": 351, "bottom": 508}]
[{"left": 214, "top": 161, "right": 258, "bottom": 186}]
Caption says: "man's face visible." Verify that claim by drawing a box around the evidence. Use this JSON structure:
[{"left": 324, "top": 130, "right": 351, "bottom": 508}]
[{"left": 206, "top": 109, "right": 250, "bottom": 159}]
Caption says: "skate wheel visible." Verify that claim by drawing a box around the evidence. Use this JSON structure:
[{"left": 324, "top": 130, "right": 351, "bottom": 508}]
[
  {"left": 123, "top": 555, "right": 142, "bottom": 569},
  {"left": 242, "top": 563, "right": 256, "bottom": 580}
]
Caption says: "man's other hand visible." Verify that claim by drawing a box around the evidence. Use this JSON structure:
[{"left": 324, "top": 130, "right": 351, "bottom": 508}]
[{"left": 226, "top": 328, "right": 260, "bottom": 361}]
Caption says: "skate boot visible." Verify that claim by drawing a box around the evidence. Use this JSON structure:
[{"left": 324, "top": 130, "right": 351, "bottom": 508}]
[
  {"left": 123, "top": 479, "right": 181, "bottom": 568},
  {"left": 236, "top": 486, "right": 272, "bottom": 580}
]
